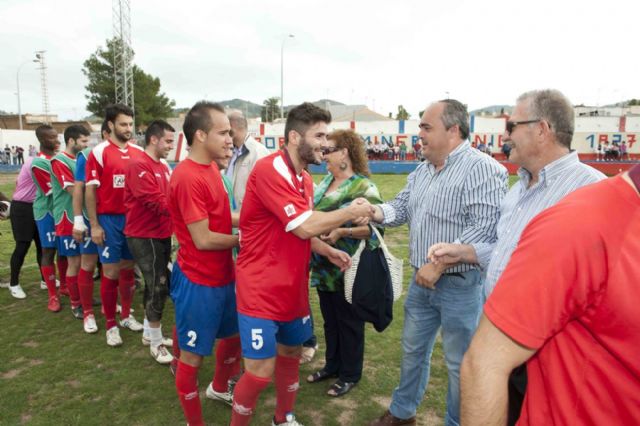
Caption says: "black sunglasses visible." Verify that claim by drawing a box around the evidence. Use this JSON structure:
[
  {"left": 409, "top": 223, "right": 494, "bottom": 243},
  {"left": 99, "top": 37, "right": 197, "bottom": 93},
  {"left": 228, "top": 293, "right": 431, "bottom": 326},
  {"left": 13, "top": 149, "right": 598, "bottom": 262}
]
[
  {"left": 505, "top": 119, "right": 541, "bottom": 134},
  {"left": 321, "top": 146, "right": 341, "bottom": 155}
]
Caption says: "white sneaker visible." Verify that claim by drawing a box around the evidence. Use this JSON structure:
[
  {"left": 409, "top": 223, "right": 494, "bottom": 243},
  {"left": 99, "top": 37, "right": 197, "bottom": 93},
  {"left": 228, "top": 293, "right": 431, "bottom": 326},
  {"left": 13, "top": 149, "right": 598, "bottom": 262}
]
[
  {"left": 120, "top": 315, "right": 143, "bottom": 332},
  {"left": 84, "top": 315, "right": 98, "bottom": 334},
  {"left": 142, "top": 335, "right": 173, "bottom": 347},
  {"left": 40, "top": 279, "right": 60, "bottom": 290},
  {"left": 272, "top": 413, "right": 304, "bottom": 426},
  {"left": 150, "top": 344, "right": 174, "bottom": 364},
  {"left": 9, "top": 284, "right": 27, "bottom": 299},
  {"left": 205, "top": 382, "right": 233, "bottom": 406},
  {"left": 106, "top": 326, "right": 123, "bottom": 347}
]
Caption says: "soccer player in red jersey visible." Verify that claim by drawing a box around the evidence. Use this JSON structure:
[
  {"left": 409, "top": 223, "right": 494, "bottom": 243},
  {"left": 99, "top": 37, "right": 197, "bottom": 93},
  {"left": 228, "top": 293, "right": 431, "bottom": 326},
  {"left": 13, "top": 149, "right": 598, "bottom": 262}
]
[
  {"left": 168, "top": 102, "right": 243, "bottom": 426},
  {"left": 85, "top": 104, "right": 144, "bottom": 347},
  {"left": 124, "top": 120, "right": 175, "bottom": 364},
  {"left": 231, "top": 103, "right": 375, "bottom": 426},
  {"left": 50, "top": 125, "right": 90, "bottom": 319}
]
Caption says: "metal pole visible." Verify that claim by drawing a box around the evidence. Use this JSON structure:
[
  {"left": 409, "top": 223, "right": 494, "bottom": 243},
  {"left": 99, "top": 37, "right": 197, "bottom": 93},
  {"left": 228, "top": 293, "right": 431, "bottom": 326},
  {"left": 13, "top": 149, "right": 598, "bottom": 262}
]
[
  {"left": 16, "top": 60, "right": 34, "bottom": 131},
  {"left": 280, "top": 34, "right": 294, "bottom": 119}
]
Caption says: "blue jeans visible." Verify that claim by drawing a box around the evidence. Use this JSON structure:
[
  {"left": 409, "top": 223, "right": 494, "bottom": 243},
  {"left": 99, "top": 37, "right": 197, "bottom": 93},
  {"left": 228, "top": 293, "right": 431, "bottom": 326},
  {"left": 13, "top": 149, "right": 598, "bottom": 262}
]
[{"left": 389, "top": 269, "right": 482, "bottom": 426}]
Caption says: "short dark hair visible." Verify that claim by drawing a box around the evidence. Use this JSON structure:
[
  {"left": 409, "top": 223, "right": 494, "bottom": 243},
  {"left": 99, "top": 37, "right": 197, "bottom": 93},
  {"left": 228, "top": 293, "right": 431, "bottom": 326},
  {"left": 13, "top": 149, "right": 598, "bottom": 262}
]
[
  {"left": 35, "top": 125, "right": 55, "bottom": 143},
  {"left": 183, "top": 101, "right": 225, "bottom": 146},
  {"left": 145, "top": 120, "right": 175, "bottom": 146},
  {"left": 101, "top": 119, "right": 111, "bottom": 135},
  {"left": 105, "top": 103, "right": 134, "bottom": 125},
  {"left": 63, "top": 125, "right": 90, "bottom": 143},
  {"left": 438, "top": 99, "right": 470, "bottom": 140},
  {"left": 284, "top": 102, "right": 331, "bottom": 144}
]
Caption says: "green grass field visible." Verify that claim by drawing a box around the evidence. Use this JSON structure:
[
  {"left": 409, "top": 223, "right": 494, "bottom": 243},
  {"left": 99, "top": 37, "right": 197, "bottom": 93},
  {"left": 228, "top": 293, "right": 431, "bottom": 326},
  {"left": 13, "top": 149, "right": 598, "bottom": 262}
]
[{"left": 0, "top": 173, "right": 518, "bottom": 426}]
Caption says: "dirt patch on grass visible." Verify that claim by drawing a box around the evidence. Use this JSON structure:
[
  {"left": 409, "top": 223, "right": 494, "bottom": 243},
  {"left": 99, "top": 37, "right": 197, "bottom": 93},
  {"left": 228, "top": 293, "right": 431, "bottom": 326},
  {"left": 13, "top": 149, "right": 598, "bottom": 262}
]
[
  {"left": 2, "top": 368, "right": 23, "bottom": 379},
  {"left": 417, "top": 409, "right": 443, "bottom": 425},
  {"left": 263, "top": 396, "right": 276, "bottom": 408},
  {"left": 67, "top": 379, "right": 81, "bottom": 388},
  {"left": 20, "top": 413, "right": 32, "bottom": 424},
  {"left": 372, "top": 395, "right": 392, "bottom": 408},
  {"left": 28, "top": 359, "right": 44, "bottom": 366},
  {"left": 22, "top": 341, "right": 39, "bottom": 348}
]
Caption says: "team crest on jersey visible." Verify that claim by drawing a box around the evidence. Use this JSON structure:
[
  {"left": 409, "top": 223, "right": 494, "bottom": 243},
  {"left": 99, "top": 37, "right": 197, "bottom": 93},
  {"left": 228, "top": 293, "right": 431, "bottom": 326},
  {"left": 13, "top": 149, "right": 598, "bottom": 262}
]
[
  {"left": 113, "top": 174, "right": 125, "bottom": 188},
  {"left": 284, "top": 203, "right": 296, "bottom": 217}
]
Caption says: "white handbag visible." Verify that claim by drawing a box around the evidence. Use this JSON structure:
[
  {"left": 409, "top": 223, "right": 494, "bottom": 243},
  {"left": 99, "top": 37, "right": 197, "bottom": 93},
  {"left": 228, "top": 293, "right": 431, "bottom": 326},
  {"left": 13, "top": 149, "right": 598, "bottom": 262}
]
[{"left": 344, "top": 226, "right": 403, "bottom": 304}]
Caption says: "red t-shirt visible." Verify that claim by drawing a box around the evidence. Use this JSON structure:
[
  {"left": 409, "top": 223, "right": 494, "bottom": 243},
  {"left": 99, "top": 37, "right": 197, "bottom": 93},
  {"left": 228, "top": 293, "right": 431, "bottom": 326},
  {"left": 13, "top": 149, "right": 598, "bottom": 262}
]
[
  {"left": 169, "top": 158, "right": 234, "bottom": 287},
  {"left": 124, "top": 152, "right": 172, "bottom": 239},
  {"left": 485, "top": 175, "right": 640, "bottom": 425},
  {"left": 236, "top": 151, "right": 314, "bottom": 321},
  {"left": 85, "top": 140, "right": 144, "bottom": 215}
]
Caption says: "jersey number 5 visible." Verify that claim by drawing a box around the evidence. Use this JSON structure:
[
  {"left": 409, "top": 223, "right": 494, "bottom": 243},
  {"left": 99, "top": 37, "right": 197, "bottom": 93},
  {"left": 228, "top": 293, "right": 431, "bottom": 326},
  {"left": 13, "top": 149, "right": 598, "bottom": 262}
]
[{"left": 251, "top": 328, "right": 263, "bottom": 350}]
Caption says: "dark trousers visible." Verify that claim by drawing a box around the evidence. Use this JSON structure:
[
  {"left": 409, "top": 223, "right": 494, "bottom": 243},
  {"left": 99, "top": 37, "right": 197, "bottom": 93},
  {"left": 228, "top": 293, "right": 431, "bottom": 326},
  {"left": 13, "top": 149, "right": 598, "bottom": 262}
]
[
  {"left": 127, "top": 237, "right": 172, "bottom": 322},
  {"left": 507, "top": 364, "right": 528, "bottom": 426},
  {"left": 9, "top": 200, "right": 42, "bottom": 286},
  {"left": 318, "top": 288, "right": 365, "bottom": 383}
]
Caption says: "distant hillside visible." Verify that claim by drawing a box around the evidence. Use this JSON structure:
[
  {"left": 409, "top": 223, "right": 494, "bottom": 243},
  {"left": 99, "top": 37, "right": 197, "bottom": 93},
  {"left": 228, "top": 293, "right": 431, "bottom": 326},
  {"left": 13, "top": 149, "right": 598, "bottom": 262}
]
[{"left": 471, "top": 105, "right": 512, "bottom": 116}]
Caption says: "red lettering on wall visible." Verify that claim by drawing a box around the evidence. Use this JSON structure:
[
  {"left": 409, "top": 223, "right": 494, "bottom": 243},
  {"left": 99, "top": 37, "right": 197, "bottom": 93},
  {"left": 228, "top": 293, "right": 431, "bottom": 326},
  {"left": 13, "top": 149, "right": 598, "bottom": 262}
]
[
  {"left": 397, "top": 135, "right": 407, "bottom": 146},
  {"left": 628, "top": 134, "right": 636, "bottom": 148},
  {"left": 598, "top": 134, "right": 609, "bottom": 144}
]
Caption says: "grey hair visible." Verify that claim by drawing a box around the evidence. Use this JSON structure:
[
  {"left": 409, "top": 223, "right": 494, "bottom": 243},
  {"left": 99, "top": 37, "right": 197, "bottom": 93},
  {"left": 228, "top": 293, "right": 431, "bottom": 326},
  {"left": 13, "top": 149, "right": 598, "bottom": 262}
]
[
  {"left": 227, "top": 109, "right": 248, "bottom": 130},
  {"left": 438, "top": 99, "right": 469, "bottom": 140},
  {"left": 517, "top": 89, "right": 574, "bottom": 149}
]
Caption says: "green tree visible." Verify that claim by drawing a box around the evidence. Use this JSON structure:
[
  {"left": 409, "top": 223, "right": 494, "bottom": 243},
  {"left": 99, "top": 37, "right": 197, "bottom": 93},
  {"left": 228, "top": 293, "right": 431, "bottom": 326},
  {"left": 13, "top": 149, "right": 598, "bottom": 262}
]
[
  {"left": 395, "top": 105, "right": 410, "bottom": 120},
  {"left": 82, "top": 38, "right": 175, "bottom": 126},
  {"left": 261, "top": 97, "right": 280, "bottom": 122}
]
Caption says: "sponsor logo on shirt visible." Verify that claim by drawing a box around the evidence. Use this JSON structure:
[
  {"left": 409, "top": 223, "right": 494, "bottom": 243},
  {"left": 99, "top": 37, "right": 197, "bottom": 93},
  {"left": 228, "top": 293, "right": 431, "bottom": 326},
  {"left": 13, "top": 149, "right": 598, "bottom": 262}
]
[
  {"left": 138, "top": 171, "right": 146, "bottom": 178},
  {"left": 113, "top": 174, "right": 125, "bottom": 188},
  {"left": 284, "top": 204, "right": 296, "bottom": 217}
]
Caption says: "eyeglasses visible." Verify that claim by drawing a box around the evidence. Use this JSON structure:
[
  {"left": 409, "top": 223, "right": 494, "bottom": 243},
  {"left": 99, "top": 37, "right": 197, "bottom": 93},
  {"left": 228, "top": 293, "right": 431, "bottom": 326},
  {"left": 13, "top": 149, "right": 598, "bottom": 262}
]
[
  {"left": 321, "top": 146, "right": 341, "bottom": 155},
  {"left": 505, "top": 119, "right": 541, "bottom": 134}
]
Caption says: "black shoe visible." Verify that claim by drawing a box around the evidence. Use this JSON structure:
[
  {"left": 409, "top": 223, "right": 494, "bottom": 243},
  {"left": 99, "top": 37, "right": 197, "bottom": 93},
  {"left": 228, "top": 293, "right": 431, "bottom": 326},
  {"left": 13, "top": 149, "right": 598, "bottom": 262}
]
[
  {"left": 71, "top": 306, "right": 83, "bottom": 320},
  {"left": 306, "top": 369, "right": 337, "bottom": 383},
  {"left": 327, "top": 379, "right": 357, "bottom": 397}
]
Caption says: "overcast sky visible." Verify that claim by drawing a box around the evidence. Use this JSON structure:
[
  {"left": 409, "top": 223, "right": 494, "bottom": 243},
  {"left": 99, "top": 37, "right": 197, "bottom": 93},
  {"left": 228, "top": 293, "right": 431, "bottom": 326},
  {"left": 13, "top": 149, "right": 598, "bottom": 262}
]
[{"left": 1, "top": 0, "right": 638, "bottom": 121}]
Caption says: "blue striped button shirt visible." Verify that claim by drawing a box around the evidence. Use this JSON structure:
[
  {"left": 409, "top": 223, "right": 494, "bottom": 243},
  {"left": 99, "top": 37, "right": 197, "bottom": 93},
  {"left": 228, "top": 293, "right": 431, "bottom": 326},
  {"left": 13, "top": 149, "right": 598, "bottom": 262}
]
[
  {"left": 380, "top": 141, "right": 508, "bottom": 272},
  {"left": 480, "top": 151, "right": 606, "bottom": 298}
]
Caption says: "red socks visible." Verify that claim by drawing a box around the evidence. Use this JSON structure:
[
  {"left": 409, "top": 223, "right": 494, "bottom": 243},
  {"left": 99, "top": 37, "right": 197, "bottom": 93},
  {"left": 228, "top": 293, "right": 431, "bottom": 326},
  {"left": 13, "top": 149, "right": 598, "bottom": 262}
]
[
  {"left": 66, "top": 274, "right": 80, "bottom": 308},
  {"left": 230, "top": 370, "right": 271, "bottom": 426},
  {"left": 171, "top": 326, "right": 181, "bottom": 372},
  {"left": 56, "top": 257, "right": 68, "bottom": 290},
  {"left": 118, "top": 268, "right": 135, "bottom": 319},
  {"left": 78, "top": 268, "right": 95, "bottom": 318},
  {"left": 274, "top": 355, "right": 301, "bottom": 423},
  {"left": 41, "top": 265, "right": 57, "bottom": 298},
  {"left": 100, "top": 275, "right": 119, "bottom": 329},
  {"left": 176, "top": 361, "right": 204, "bottom": 426},
  {"left": 212, "top": 336, "right": 242, "bottom": 392}
]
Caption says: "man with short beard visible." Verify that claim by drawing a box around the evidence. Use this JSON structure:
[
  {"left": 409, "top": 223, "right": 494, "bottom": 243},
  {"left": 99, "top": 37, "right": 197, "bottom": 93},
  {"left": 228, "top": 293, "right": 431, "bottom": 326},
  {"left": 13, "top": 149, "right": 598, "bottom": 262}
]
[
  {"left": 231, "top": 102, "right": 375, "bottom": 426},
  {"left": 124, "top": 120, "right": 176, "bottom": 364},
  {"left": 85, "top": 104, "right": 145, "bottom": 347}
]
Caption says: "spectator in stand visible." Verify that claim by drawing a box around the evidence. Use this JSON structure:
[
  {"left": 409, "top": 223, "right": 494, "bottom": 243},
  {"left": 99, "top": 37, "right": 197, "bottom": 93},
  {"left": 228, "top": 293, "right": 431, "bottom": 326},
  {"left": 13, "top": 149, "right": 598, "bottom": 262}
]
[
  {"left": 596, "top": 142, "right": 603, "bottom": 162},
  {"left": 399, "top": 142, "right": 407, "bottom": 161},
  {"left": 412, "top": 141, "right": 422, "bottom": 161},
  {"left": 10, "top": 146, "right": 17, "bottom": 165},
  {"left": 4, "top": 144, "right": 11, "bottom": 164},
  {"left": 621, "top": 140, "right": 628, "bottom": 160},
  {"left": 501, "top": 142, "right": 512, "bottom": 160},
  {"left": 17, "top": 147, "right": 24, "bottom": 164},
  {"left": 604, "top": 142, "right": 612, "bottom": 161},
  {"left": 29, "top": 145, "right": 37, "bottom": 158},
  {"left": 611, "top": 142, "right": 620, "bottom": 160}
]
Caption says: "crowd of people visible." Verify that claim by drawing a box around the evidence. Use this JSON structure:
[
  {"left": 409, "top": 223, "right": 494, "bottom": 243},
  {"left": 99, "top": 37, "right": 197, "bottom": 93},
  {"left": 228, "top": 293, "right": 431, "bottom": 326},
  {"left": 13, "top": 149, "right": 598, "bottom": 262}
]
[
  {"left": 0, "top": 88, "right": 638, "bottom": 426},
  {"left": 0, "top": 144, "right": 27, "bottom": 165}
]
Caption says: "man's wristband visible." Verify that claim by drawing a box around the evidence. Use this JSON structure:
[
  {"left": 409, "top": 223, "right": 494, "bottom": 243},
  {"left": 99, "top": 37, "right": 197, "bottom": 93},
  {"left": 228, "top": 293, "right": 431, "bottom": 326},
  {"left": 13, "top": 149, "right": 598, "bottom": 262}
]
[{"left": 73, "top": 215, "right": 86, "bottom": 229}]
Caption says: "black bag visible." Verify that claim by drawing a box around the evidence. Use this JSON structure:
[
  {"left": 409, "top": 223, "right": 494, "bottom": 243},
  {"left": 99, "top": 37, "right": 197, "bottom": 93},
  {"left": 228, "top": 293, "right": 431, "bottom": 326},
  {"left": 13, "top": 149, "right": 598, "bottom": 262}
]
[{"left": 350, "top": 242, "right": 394, "bottom": 332}]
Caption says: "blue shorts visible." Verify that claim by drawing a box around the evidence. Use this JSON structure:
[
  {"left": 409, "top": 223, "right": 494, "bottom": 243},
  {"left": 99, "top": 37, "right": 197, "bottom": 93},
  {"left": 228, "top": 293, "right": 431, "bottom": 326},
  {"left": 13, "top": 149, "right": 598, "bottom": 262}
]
[
  {"left": 35, "top": 213, "right": 57, "bottom": 249},
  {"left": 170, "top": 262, "right": 238, "bottom": 356},
  {"left": 97, "top": 214, "right": 132, "bottom": 264},
  {"left": 238, "top": 313, "right": 313, "bottom": 359},
  {"left": 57, "top": 236, "right": 80, "bottom": 257},
  {"left": 79, "top": 218, "right": 98, "bottom": 255}
]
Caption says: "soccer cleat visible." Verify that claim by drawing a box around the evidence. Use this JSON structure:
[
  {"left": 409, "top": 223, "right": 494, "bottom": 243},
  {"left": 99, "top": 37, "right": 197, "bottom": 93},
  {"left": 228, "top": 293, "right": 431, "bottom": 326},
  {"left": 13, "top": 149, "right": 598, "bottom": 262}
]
[
  {"left": 47, "top": 295, "right": 62, "bottom": 312},
  {"left": 120, "top": 315, "right": 143, "bottom": 332},
  {"left": 169, "top": 361, "right": 177, "bottom": 377},
  {"left": 150, "top": 344, "right": 174, "bottom": 364},
  {"left": 205, "top": 382, "right": 233, "bottom": 406},
  {"left": 71, "top": 306, "right": 83, "bottom": 320},
  {"left": 83, "top": 315, "right": 98, "bottom": 334},
  {"left": 272, "top": 413, "right": 304, "bottom": 426},
  {"left": 9, "top": 285, "right": 27, "bottom": 299},
  {"left": 40, "top": 279, "right": 60, "bottom": 290},
  {"left": 106, "top": 326, "right": 123, "bottom": 347},
  {"left": 141, "top": 335, "right": 173, "bottom": 347}
]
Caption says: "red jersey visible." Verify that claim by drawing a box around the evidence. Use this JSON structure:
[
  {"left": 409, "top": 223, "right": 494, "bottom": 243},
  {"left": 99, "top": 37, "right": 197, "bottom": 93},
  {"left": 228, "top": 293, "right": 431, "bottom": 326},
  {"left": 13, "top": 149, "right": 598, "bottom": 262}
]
[
  {"left": 85, "top": 140, "right": 144, "bottom": 215},
  {"left": 236, "top": 151, "right": 314, "bottom": 321},
  {"left": 485, "top": 175, "right": 640, "bottom": 425},
  {"left": 169, "top": 158, "right": 234, "bottom": 287},
  {"left": 124, "top": 152, "right": 172, "bottom": 239}
]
